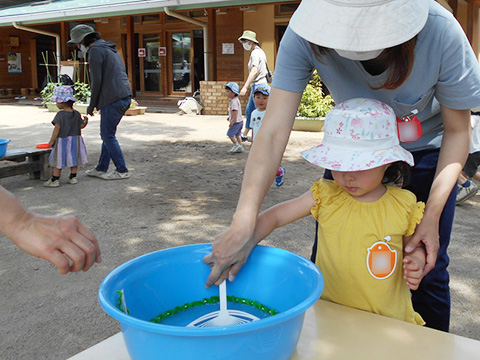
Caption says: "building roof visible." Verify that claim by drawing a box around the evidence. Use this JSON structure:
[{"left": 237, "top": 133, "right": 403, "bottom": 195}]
[{"left": 0, "top": 0, "right": 280, "bottom": 26}]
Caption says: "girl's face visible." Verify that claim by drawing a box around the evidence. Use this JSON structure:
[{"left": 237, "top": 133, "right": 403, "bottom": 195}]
[
  {"left": 253, "top": 93, "right": 268, "bottom": 111},
  {"left": 225, "top": 88, "right": 236, "bottom": 99},
  {"left": 331, "top": 165, "right": 389, "bottom": 202}
]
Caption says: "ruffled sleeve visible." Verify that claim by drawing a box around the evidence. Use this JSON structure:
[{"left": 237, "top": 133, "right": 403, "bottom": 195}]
[
  {"left": 405, "top": 202, "right": 425, "bottom": 236},
  {"left": 310, "top": 181, "right": 322, "bottom": 220}
]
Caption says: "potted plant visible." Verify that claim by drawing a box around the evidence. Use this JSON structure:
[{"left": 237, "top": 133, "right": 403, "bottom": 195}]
[
  {"left": 294, "top": 71, "right": 334, "bottom": 132},
  {"left": 125, "top": 99, "right": 147, "bottom": 116},
  {"left": 72, "top": 81, "right": 91, "bottom": 114},
  {"left": 40, "top": 82, "right": 61, "bottom": 112}
]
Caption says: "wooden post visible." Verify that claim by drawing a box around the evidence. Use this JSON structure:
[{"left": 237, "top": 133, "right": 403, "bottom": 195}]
[
  {"left": 207, "top": 8, "right": 217, "bottom": 81},
  {"left": 126, "top": 16, "right": 136, "bottom": 98}
]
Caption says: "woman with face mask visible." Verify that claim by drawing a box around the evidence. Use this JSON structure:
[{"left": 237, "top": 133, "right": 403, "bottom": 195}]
[
  {"left": 238, "top": 30, "right": 269, "bottom": 140},
  {"left": 204, "top": 0, "right": 480, "bottom": 333}
]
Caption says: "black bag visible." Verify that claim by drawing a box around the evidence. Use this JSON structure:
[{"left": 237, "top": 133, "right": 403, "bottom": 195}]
[{"left": 266, "top": 63, "right": 273, "bottom": 84}]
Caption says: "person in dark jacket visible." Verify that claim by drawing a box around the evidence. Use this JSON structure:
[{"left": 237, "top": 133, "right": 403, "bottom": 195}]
[{"left": 68, "top": 24, "right": 132, "bottom": 180}]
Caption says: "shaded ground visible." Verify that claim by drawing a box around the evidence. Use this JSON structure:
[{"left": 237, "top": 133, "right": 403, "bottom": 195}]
[{"left": 0, "top": 105, "right": 478, "bottom": 359}]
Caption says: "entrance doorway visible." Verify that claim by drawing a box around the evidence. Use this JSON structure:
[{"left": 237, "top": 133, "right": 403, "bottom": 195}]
[{"left": 141, "top": 33, "right": 164, "bottom": 95}]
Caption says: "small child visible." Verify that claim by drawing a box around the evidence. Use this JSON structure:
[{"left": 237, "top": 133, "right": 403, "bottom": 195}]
[
  {"left": 250, "top": 84, "right": 285, "bottom": 186},
  {"left": 225, "top": 82, "right": 244, "bottom": 154},
  {"left": 456, "top": 112, "right": 480, "bottom": 204},
  {"left": 252, "top": 98, "right": 426, "bottom": 325},
  {"left": 44, "top": 85, "right": 88, "bottom": 187}
]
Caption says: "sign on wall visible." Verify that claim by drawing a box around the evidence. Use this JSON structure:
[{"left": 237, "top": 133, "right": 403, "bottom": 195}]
[
  {"left": 7, "top": 52, "right": 21, "bottom": 73},
  {"left": 138, "top": 48, "right": 146, "bottom": 57},
  {"left": 222, "top": 43, "right": 235, "bottom": 55},
  {"left": 158, "top": 47, "right": 167, "bottom": 56}
]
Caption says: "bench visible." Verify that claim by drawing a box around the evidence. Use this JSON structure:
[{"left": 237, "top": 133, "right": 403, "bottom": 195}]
[{"left": 0, "top": 148, "right": 52, "bottom": 180}]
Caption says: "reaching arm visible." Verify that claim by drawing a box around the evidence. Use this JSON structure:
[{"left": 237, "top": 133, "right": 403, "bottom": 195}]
[
  {"left": 405, "top": 106, "right": 470, "bottom": 275},
  {"left": 0, "top": 186, "right": 101, "bottom": 274},
  {"left": 203, "top": 87, "right": 303, "bottom": 287}
]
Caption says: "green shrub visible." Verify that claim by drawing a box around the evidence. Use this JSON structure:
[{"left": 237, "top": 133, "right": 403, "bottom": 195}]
[{"left": 297, "top": 71, "right": 334, "bottom": 118}]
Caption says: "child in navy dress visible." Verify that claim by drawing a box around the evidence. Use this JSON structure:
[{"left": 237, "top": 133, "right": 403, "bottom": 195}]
[{"left": 44, "top": 85, "right": 88, "bottom": 187}]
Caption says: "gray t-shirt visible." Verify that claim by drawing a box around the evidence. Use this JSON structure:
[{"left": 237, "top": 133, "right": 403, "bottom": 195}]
[
  {"left": 273, "top": 0, "right": 480, "bottom": 151},
  {"left": 52, "top": 110, "right": 83, "bottom": 138}
]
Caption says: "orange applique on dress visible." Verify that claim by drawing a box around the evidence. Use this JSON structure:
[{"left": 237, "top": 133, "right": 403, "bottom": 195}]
[{"left": 366, "top": 236, "right": 397, "bottom": 279}]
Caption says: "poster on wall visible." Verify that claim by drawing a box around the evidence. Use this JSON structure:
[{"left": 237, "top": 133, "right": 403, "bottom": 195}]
[{"left": 7, "top": 53, "right": 22, "bottom": 73}]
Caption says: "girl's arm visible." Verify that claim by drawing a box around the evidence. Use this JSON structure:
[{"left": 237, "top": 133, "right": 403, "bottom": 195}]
[
  {"left": 253, "top": 190, "right": 315, "bottom": 244},
  {"left": 240, "top": 66, "right": 259, "bottom": 96},
  {"left": 403, "top": 235, "right": 426, "bottom": 290},
  {"left": 81, "top": 116, "right": 89, "bottom": 129},
  {"left": 405, "top": 106, "right": 470, "bottom": 275},
  {"left": 48, "top": 124, "right": 61, "bottom": 148},
  {"left": 204, "top": 88, "right": 303, "bottom": 287}
]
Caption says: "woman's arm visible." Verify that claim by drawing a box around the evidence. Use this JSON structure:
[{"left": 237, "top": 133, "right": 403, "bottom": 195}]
[
  {"left": 0, "top": 186, "right": 101, "bottom": 274},
  {"left": 405, "top": 106, "right": 470, "bottom": 274},
  {"left": 48, "top": 124, "right": 61, "bottom": 148},
  {"left": 240, "top": 66, "right": 259, "bottom": 96},
  {"left": 204, "top": 87, "right": 303, "bottom": 287}
]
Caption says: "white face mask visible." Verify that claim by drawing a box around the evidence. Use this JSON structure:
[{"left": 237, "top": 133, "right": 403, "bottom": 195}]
[
  {"left": 80, "top": 44, "right": 89, "bottom": 54},
  {"left": 334, "top": 49, "right": 384, "bottom": 61},
  {"left": 242, "top": 42, "right": 252, "bottom": 51}
]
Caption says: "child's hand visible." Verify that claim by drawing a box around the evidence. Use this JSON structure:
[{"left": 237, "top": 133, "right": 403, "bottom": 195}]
[
  {"left": 403, "top": 255, "right": 424, "bottom": 290},
  {"left": 83, "top": 116, "right": 89, "bottom": 125},
  {"left": 48, "top": 140, "right": 55, "bottom": 148}
]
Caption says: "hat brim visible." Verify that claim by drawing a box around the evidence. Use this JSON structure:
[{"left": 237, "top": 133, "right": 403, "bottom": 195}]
[
  {"left": 290, "top": 0, "right": 429, "bottom": 51},
  {"left": 301, "top": 143, "right": 414, "bottom": 172},
  {"left": 67, "top": 31, "right": 99, "bottom": 45},
  {"left": 238, "top": 36, "right": 259, "bottom": 44}
]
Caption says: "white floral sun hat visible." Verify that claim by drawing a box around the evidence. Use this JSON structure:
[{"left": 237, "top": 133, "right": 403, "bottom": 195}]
[
  {"left": 289, "top": 0, "right": 429, "bottom": 52},
  {"left": 50, "top": 85, "right": 77, "bottom": 103},
  {"left": 301, "top": 98, "right": 414, "bottom": 172}
]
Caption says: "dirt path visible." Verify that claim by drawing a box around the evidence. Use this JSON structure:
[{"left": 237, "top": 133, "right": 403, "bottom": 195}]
[{"left": 0, "top": 104, "right": 478, "bottom": 359}]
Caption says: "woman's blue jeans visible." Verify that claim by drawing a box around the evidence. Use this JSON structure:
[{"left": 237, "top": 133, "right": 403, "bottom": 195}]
[
  {"left": 245, "top": 83, "right": 265, "bottom": 129},
  {"left": 315, "top": 149, "right": 453, "bottom": 332},
  {"left": 96, "top": 96, "right": 131, "bottom": 173}
]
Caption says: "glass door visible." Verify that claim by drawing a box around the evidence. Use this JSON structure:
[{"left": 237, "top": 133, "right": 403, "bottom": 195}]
[
  {"left": 170, "top": 32, "right": 192, "bottom": 94},
  {"left": 142, "top": 33, "right": 162, "bottom": 94}
]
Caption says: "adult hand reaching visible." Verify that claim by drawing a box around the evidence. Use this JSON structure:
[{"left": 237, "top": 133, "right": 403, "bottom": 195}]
[
  {"left": 1, "top": 186, "right": 101, "bottom": 274},
  {"left": 203, "top": 220, "right": 257, "bottom": 288}
]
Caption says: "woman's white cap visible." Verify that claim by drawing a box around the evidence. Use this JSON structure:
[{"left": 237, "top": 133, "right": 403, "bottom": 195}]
[
  {"left": 289, "top": 0, "right": 429, "bottom": 51},
  {"left": 301, "top": 98, "right": 414, "bottom": 172}
]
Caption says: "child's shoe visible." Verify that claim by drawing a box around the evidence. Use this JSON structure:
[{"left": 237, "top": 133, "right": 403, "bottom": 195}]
[
  {"left": 275, "top": 167, "right": 285, "bottom": 187},
  {"left": 456, "top": 181, "right": 478, "bottom": 205},
  {"left": 68, "top": 177, "right": 78, "bottom": 185},
  {"left": 228, "top": 144, "right": 238, "bottom": 153},
  {"left": 43, "top": 179, "right": 60, "bottom": 187},
  {"left": 233, "top": 144, "right": 245, "bottom": 153}
]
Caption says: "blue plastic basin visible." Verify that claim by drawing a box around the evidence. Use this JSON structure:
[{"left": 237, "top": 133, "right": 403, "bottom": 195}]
[
  {"left": 98, "top": 244, "right": 323, "bottom": 360},
  {"left": 0, "top": 139, "right": 10, "bottom": 157}
]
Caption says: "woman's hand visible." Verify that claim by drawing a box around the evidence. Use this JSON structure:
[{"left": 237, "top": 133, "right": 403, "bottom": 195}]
[
  {"left": 10, "top": 213, "right": 101, "bottom": 274},
  {"left": 203, "top": 218, "right": 256, "bottom": 288},
  {"left": 239, "top": 86, "right": 248, "bottom": 97}
]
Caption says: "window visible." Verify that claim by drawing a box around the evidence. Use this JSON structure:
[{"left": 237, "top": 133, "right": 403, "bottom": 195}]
[{"left": 274, "top": 2, "right": 300, "bottom": 17}]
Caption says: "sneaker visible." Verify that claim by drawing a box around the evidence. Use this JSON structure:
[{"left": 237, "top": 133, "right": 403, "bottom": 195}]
[
  {"left": 43, "top": 179, "right": 60, "bottom": 187},
  {"left": 68, "top": 177, "right": 78, "bottom": 185},
  {"left": 101, "top": 170, "right": 130, "bottom": 180},
  {"left": 86, "top": 168, "right": 106, "bottom": 178},
  {"left": 275, "top": 167, "right": 285, "bottom": 187},
  {"left": 241, "top": 135, "right": 248, "bottom": 142},
  {"left": 233, "top": 144, "right": 245, "bottom": 153},
  {"left": 228, "top": 144, "right": 238, "bottom": 153},
  {"left": 456, "top": 182, "right": 478, "bottom": 205}
]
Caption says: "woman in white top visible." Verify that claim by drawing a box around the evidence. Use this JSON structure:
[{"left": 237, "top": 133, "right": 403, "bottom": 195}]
[{"left": 238, "top": 30, "right": 268, "bottom": 139}]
